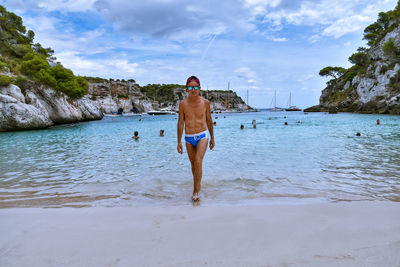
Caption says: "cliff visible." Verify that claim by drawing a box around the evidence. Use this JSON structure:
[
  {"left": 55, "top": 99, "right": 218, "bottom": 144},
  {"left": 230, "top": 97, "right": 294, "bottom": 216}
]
[
  {"left": 0, "top": 79, "right": 251, "bottom": 131},
  {"left": 89, "top": 80, "right": 252, "bottom": 113},
  {"left": 0, "top": 81, "right": 102, "bottom": 131},
  {"left": 305, "top": 3, "right": 400, "bottom": 114}
]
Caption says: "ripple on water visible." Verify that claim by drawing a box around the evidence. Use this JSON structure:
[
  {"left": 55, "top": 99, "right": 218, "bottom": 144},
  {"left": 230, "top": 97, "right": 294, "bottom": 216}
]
[{"left": 0, "top": 112, "right": 400, "bottom": 207}]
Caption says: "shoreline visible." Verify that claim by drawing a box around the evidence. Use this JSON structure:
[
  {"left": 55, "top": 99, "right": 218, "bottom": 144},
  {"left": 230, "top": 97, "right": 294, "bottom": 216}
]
[{"left": 1, "top": 201, "right": 399, "bottom": 266}]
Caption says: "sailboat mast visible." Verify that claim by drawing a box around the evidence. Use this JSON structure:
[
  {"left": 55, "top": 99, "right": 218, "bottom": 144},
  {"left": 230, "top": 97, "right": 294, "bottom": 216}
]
[
  {"left": 289, "top": 92, "right": 291, "bottom": 108},
  {"left": 274, "top": 90, "right": 276, "bottom": 109},
  {"left": 246, "top": 89, "right": 249, "bottom": 106}
]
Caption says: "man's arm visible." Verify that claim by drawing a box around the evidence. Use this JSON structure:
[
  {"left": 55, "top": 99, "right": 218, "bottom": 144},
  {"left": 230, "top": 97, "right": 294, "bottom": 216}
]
[
  {"left": 205, "top": 100, "right": 215, "bottom": 150},
  {"left": 177, "top": 101, "right": 184, "bottom": 154}
]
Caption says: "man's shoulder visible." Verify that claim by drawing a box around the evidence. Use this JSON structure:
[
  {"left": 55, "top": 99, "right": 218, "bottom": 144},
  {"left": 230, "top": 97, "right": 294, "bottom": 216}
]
[
  {"left": 198, "top": 97, "right": 209, "bottom": 104},
  {"left": 179, "top": 99, "right": 188, "bottom": 106}
]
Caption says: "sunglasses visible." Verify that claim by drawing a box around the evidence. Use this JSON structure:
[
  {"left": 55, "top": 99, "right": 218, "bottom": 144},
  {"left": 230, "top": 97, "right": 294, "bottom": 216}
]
[{"left": 187, "top": 86, "right": 200, "bottom": 90}]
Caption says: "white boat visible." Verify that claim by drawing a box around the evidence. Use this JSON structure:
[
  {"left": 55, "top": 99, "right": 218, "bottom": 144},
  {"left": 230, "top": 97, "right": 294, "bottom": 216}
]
[
  {"left": 270, "top": 90, "right": 284, "bottom": 111},
  {"left": 285, "top": 92, "right": 301, "bottom": 111},
  {"left": 104, "top": 112, "right": 141, "bottom": 117},
  {"left": 147, "top": 109, "right": 176, "bottom": 115}
]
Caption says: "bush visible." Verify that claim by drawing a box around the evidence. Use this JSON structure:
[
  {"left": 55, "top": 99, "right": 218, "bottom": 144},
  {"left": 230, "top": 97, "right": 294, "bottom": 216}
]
[
  {"left": 139, "top": 83, "right": 182, "bottom": 103},
  {"left": 51, "top": 65, "right": 88, "bottom": 98},
  {"left": 342, "top": 65, "right": 362, "bottom": 82},
  {"left": 0, "top": 60, "right": 8, "bottom": 71},
  {"left": 383, "top": 38, "right": 399, "bottom": 57},
  {"left": 14, "top": 75, "right": 28, "bottom": 88},
  {"left": 20, "top": 52, "right": 49, "bottom": 77},
  {"left": 349, "top": 52, "right": 369, "bottom": 67},
  {"left": 0, "top": 75, "right": 15, "bottom": 86},
  {"left": 329, "top": 88, "right": 352, "bottom": 102},
  {"left": 83, "top": 76, "right": 108, "bottom": 83}
]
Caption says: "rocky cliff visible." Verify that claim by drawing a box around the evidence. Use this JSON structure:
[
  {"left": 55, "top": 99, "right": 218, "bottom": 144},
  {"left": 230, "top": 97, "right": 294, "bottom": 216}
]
[
  {"left": 305, "top": 4, "right": 400, "bottom": 114},
  {"left": 0, "top": 81, "right": 102, "bottom": 131},
  {"left": 89, "top": 80, "right": 251, "bottom": 113},
  {"left": 0, "top": 79, "right": 251, "bottom": 131}
]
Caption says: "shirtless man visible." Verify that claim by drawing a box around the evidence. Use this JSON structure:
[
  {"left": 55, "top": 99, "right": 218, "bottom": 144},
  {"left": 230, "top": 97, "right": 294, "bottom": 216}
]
[{"left": 177, "top": 75, "right": 215, "bottom": 202}]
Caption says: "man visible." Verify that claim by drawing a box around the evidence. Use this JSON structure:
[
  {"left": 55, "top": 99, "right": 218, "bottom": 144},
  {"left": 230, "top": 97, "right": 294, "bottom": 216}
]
[{"left": 177, "top": 75, "right": 215, "bottom": 202}]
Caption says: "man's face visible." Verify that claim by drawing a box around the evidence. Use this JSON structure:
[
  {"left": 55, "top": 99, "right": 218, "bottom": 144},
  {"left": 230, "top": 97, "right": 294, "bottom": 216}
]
[{"left": 186, "top": 81, "right": 200, "bottom": 97}]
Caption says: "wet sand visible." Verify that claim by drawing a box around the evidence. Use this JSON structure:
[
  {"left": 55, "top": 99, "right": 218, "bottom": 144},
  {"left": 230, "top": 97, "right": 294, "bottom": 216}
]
[{"left": 1, "top": 201, "right": 400, "bottom": 266}]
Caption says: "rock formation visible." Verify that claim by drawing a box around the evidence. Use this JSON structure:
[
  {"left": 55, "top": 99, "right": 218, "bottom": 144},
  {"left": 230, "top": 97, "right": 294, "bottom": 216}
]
[
  {"left": 0, "top": 80, "right": 252, "bottom": 131},
  {"left": 305, "top": 8, "right": 400, "bottom": 114},
  {"left": 0, "top": 83, "right": 102, "bottom": 131}
]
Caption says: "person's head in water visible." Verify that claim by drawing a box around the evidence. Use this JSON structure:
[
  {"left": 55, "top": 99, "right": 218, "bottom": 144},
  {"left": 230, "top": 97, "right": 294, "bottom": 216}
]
[
  {"left": 132, "top": 131, "right": 139, "bottom": 140},
  {"left": 213, "top": 121, "right": 216, "bottom": 126},
  {"left": 240, "top": 124, "right": 244, "bottom": 130},
  {"left": 186, "top": 75, "right": 201, "bottom": 97},
  {"left": 160, "top": 129, "right": 164, "bottom": 136},
  {"left": 356, "top": 132, "right": 361, "bottom": 136},
  {"left": 284, "top": 122, "right": 288, "bottom": 125},
  {"left": 377, "top": 119, "right": 380, "bottom": 125}
]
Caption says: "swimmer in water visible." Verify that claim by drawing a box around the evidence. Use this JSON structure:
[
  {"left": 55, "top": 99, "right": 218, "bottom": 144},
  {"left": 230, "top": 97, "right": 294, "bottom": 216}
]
[{"left": 132, "top": 131, "right": 139, "bottom": 140}]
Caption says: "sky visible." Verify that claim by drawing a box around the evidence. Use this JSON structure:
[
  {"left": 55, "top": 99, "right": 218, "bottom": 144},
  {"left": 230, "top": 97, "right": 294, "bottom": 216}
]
[{"left": 1, "top": 0, "right": 398, "bottom": 108}]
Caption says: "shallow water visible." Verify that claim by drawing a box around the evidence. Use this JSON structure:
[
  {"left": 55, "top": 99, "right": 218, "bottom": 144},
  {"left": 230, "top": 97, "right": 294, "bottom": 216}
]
[{"left": 1, "top": 111, "right": 399, "bottom": 207}]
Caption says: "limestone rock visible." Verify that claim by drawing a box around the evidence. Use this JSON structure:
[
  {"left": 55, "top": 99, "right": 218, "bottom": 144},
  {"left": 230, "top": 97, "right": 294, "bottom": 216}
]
[
  {"left": 306, "top": 24, "right": 400, "bottom": 114},
  {"left": 0, "top": 84, "right": 103, "bottom": 131}
]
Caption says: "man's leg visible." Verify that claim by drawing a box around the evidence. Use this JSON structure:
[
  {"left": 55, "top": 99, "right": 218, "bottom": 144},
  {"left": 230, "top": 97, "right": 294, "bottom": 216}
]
[
  {"left": 185, "top": 138, "right": 208, "bottom": 197},
  {"left": 192, "top": 138, "right": 208, "bottom": 195},
  {"left": 185, "top": 142, "right": 196, "bottom": 184}
]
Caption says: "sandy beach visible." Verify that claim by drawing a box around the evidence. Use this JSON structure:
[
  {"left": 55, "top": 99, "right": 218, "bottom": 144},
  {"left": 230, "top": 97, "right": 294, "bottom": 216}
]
[{"left": 0, "top": 201, "right": 399, "bottom": 267}]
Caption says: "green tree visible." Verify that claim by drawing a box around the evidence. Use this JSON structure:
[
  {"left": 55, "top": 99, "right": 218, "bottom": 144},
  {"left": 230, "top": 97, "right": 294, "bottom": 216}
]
[
  {"left": 319, "top": 66, "right": 346, "bottom": 79},
  {"left": 349, "top": 52, "right": 369, "bottom": 67}
]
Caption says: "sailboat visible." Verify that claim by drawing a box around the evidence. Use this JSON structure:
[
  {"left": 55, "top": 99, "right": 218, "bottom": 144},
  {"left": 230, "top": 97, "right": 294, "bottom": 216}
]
[
  {"left": 270, "top": 90, "right": 284, "bottom": 111},
  {"left": 285, "top": 92, "right": 301, "bottom": 111}
]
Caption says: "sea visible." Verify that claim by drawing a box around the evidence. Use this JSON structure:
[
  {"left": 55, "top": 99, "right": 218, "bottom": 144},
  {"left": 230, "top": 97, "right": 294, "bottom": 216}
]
[{"left": 1, "top": 111, "right": 399, "bottom": 208}]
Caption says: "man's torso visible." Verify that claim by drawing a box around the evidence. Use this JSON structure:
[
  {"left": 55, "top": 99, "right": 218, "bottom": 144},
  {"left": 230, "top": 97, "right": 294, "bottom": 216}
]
[{"left": 182, "top": 97, "right": 208, "bottom": 134}]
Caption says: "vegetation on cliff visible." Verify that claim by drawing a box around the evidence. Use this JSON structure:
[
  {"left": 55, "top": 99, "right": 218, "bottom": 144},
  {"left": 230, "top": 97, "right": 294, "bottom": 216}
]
[
  {"left": 319, "top": 1, "right": 400, "bottom": 90},
  {"left": 139, "top": 84, "right": 183, "bottom": 103},
  {"left": 313, "top": 0, "right": 400, "bottom": 113},
  {"left": 0, "top": 5, "right": 88, "bottom": 98}
]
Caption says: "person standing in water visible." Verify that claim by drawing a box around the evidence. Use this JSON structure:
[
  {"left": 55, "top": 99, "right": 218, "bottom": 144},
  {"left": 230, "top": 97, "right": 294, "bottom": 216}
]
[{"left": 177, "top": 76, "right": 215, "bottom": 202}]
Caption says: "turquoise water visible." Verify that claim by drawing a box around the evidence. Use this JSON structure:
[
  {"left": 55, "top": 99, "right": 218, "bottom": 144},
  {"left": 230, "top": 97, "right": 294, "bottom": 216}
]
[{"left": 1, "top": 111, "right": 400, "bottom": 208}]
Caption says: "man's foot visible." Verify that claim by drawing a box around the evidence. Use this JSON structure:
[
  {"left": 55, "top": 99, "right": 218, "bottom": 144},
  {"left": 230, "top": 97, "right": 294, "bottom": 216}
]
[{"left": 192, "top": 193, "right": 200, "bottom": 202}]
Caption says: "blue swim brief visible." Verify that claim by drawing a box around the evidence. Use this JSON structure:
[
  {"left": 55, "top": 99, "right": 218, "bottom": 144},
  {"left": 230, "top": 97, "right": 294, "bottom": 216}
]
[{"left": 185, "top": 130, "right": 209, "bottom": 147}]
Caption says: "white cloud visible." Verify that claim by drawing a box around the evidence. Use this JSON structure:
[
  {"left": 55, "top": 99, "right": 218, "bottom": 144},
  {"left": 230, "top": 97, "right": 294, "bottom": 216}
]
[
  {"left": 308, "top": 34, "right": 321, "bottom": 43},
  {"left": 269, "top": 36, "right": 288, "bottom": 42},
  {"left": 321, "top": 14, "right": 371, "bottom": 38},
  {"left": 260, "top": 0, "right": 398, "bottom": 39},
  {"left": 56, "top": 51, "right": 140, "bottom": 78},
  {"left": 4, "top": 0, "right": 96, "bottom": 12},
  {"left": 234, "top": 67, "right": 258, "bottom": 83},
  {"left": 93, "top": 0, "right": 256, "bottom": 40}
]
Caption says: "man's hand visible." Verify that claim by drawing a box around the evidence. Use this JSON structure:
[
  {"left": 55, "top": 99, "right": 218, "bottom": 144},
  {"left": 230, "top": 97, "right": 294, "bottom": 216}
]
[
  {"left": 177, "top": 143, "right": 183, "bottom": 154},
  {"left": 209, "top": 138, "right": 215, "bottom": 150}
]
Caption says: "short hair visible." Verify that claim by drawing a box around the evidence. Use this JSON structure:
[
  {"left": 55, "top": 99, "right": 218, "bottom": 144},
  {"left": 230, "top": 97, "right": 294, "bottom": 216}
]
[
  {"left": 186, "top": 75, "right": 200, "bottom": 86},
  {"left": 134, "top": 131, "right": 138, "bottom": 136}
]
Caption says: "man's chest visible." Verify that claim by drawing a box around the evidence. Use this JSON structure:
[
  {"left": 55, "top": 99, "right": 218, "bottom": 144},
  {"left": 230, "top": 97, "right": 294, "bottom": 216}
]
[{"left": 184, "top": 103, "right": 205, "bottom": 119}]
